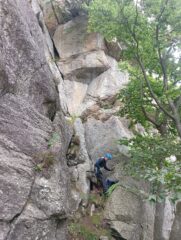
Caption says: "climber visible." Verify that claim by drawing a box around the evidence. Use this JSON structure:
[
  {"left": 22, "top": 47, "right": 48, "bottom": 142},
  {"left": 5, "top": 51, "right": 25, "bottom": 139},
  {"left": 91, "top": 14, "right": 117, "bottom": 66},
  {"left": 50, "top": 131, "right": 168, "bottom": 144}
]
[{"left": 94, "top": 153, "right": 113, "bottom": 192}]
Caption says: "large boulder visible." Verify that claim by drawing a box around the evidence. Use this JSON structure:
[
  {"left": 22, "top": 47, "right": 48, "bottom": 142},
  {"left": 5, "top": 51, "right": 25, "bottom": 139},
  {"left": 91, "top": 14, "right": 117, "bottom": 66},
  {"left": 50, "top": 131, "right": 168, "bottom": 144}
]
[
  {"left": 53, "top": 15, "right": 106, "bottom": 59},
  {"left": 58, "top": 51, "right": 114, "bottom": 114},
  {"left": 38, "top": 0, "right": 91, "bottom": 35},
  {"left": 84, "top": 116, "right": 133, "bottom": 162},
  {"left": 104, "top": 186, "right": 155, "bottom": 240},
  {"left": 0, "top": 0, "right": 71, "bottom": 239},
  {"left": 57, "top": 52, "right": 117, "bottom": 115},
  {"left": 63, "top": 77, "right": 90, "bottom": 114},
  {"left": 79, "top": 102, "right": 120, "bottom": 122},
  {"left": 77, "top": 58, "right": 128, "bottom": 117},
  {"left": 86, "top": 67, "right": 128, "bottom": 101},
  {"left": 58, "top": 50, "right": 110, "bottom": 79}
]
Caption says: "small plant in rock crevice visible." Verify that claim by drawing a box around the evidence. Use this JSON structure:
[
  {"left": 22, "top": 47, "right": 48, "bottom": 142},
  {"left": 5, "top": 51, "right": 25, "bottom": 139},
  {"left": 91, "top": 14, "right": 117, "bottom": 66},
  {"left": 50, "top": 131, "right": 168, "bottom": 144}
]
[
  {"left": 91, "top": 214, "right": 102, "bottom": 227},
  {"left": 68, "top": 222, "right": 98, "bottom": 240},
  {"left": 48, "top": 132, "right": 60, "bottom": 148},
  {"left": 66, "top": 115, "right": 80, "bottom": 125},
  {"left": 34, "top": 151, "right": 55, "bottom": 172}
]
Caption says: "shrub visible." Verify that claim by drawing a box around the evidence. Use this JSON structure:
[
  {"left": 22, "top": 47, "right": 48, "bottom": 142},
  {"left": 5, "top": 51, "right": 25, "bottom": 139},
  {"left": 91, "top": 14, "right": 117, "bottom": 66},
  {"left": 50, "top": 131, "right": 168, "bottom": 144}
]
[{"left": 120, "top": 135, "right": 181, "bottom": 202}]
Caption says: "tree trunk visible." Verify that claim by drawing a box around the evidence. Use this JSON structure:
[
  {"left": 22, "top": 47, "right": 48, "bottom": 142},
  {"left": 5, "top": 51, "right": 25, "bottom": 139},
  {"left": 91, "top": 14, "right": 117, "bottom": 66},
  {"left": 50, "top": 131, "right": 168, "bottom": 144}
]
[
  {"left": 169, "top": 99, "right": 181, "bottom": 139},
  {"left": 174, "top": 117, "right": 181, "bottom": 139},
  {"left": 158, "top": 123, "right": 168, "bottom": 136}
]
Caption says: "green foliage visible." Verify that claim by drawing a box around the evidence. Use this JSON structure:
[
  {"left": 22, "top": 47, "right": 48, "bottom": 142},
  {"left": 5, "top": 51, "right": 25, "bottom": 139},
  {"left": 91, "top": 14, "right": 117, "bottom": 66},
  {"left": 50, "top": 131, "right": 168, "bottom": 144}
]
[
  {"left": 48, "top": 133, "right": 60, "bottom": 148},
  {"left": 68, "top": 191, "right": 112, "bottom": 239},
  {"left": 66, "top": 115, "right": 80, "bottom": 125},
  {"left": 91, "top": 214, "right": 102, "bottom": 226},
  {"left": 118, "top": 60, "right": 180, "bottom": 132},
  {"left": 120, "top": 135, "right": 181, "bottom": 201},
  {"left": 87, "top": 0, "right": 181, "bottom": 137},
  {"left": 68, "top": 223, "right": 98, "bottom": 240},
  {"left": 118, "top": 69, "right": 175, "bottom": 130},
  {"left": 68, "top": 208, "right": 111, "bottom": 239}
]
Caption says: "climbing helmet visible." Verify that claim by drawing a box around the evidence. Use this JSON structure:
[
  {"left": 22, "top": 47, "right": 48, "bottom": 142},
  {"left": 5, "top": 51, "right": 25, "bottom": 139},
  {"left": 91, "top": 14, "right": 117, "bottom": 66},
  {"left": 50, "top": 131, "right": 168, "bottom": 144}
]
[{"left": 104, "top": 153, "right": 112, "bottom": 160}]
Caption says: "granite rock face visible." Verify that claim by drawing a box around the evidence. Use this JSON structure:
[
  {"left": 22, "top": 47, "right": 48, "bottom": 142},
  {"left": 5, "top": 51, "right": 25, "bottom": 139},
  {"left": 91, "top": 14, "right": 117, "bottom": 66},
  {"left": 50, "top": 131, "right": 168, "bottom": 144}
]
[
  {"left": 58, "top": 50, "right": 112, "bottom": 114},
  {"left": 1, "top": 0, "right": 179, "bottom": 239},
  {"left": 42, "top": 1, "right": 181, "bottom": 239},
  {"left": 85, "top": 116, "right": 133, "bottom": 161},
  {"left": 39, "top": 0, "right": 91, "bottom": 36},
  {"left": 86, "top": 68, "right": 128, "bottom": 101},
  {"left": 154, "top": 199, "right": 175, "bottom": 240},
  {"left": 104, "top": 186, "right": 155, "bottom": 240},
  {"left": 53, "top": 15, "right": 106, "bottom": 59},
  {"left": 51, "top": 9, "right": 179, "bottom": 240},
  {"left": 71, "top": 118, "right": 91, "bottom": 206},
  {"left": 57, "top": 50, "right": 110, "bottom": 79},
  {"left": 0, "top": 0, "right": 72, "bottom": 239},
  {"left": 31, "top": 0, "right": 69, "bottom": 114},
  {"left": 170, "top": 201, "right": 181, "bottom": 240},
  {"left": 52, "top": 11, "right": 128, "bottom": 115}
]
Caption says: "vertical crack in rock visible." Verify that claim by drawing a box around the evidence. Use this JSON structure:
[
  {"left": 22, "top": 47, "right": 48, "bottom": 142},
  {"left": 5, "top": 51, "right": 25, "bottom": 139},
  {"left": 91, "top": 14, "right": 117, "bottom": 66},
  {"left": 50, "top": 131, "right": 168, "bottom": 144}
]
[
  {"left": 50, "top": 0, "right": 61, "bottom": 25},
  {"left": 5, "top": 176, "right": 36, "bottom": 240}
]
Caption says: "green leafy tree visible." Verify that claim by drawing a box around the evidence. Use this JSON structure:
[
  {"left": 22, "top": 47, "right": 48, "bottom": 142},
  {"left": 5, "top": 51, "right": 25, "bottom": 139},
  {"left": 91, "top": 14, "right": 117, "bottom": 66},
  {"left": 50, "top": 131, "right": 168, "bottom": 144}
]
[
  {"left": 120, "top": 135, "right": 181, "bottom": 201},
  {"left": 86, "top": 0, "right": 181, "bottom": 137}
]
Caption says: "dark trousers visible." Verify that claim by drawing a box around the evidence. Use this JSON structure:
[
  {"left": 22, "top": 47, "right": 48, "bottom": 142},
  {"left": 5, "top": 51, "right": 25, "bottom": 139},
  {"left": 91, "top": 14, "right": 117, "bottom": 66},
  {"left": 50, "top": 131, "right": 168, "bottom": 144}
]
[{"left": 94, "top": 167, "right": 107, "bottom": 192}]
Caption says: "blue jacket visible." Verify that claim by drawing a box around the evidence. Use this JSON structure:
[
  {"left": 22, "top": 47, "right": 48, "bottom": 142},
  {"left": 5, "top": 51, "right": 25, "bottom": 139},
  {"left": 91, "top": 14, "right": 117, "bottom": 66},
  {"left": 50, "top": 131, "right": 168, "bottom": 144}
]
[{"left": 94, "top": 157, "right": 111, "bottom": 171}]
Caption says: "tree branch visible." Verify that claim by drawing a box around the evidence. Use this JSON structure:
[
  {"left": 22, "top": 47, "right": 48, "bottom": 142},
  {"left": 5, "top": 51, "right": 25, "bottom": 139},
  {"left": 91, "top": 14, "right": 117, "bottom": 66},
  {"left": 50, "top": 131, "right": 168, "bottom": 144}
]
[
  {"left": 155, "top": 0, "right": 170, "bottom": 90},
  {"left": 136, "top": 55, "right": 175, "bottom": 121},
  {"left": 156, "top": 0, "right": 169, "bottom": 22},
  {"left": 140, "top": 79, "right": 159, "bottom": 127},
  {"left": 133, "top": 0, "right": 139, "bottom": 38},
  {"left": 120, "top": 5, "right": 175, "bottom": 121},
  {"left": 175, "top": 95, "right": 181, "bottom": 108},
  {"left": 168, "top": 99, "right": 181, "bottom": 138}
]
